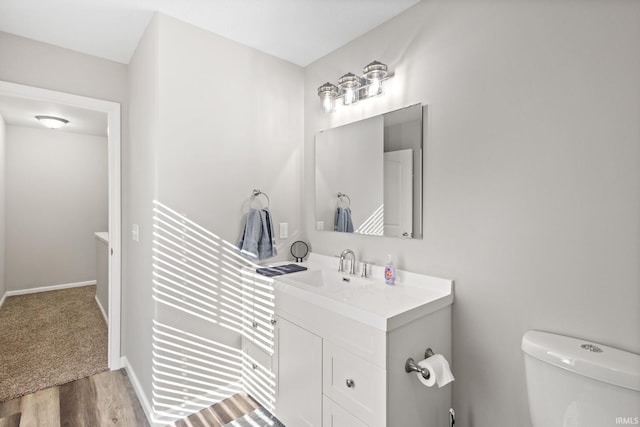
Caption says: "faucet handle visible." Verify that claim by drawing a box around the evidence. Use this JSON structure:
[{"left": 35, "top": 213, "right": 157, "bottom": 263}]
[{"left": 360, "top": 262, "right": 369, "bottom": 278}]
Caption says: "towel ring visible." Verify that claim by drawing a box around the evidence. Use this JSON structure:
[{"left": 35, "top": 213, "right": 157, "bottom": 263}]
[
  {"left": 337, "top": 192, "right": 351, "bottom": 208},
  {"left": 252, "top": 189, "right": 270, "bottom": 208}
]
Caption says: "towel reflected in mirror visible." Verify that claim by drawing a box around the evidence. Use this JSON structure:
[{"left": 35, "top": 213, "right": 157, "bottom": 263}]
[{"left": 334, "top": 207, "right": 354, "bottom": 233}]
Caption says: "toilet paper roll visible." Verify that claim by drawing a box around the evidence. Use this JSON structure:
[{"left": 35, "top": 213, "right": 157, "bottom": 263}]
[
  {"left": 416, "top": 354, "right": 455, "bottom": 388},
  {"left": 416, "top": 360, "right": 437, "bottom": 387}
]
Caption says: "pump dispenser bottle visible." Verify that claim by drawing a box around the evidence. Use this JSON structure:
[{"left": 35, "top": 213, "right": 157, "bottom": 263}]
[{"left": 384, "top": 255, "right": 396, "bottom": 285}]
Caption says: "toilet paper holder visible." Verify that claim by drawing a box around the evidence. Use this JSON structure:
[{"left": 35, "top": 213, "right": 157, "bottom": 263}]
[{"left": 405, "top": 347, "right": 435, "bottom": 379}]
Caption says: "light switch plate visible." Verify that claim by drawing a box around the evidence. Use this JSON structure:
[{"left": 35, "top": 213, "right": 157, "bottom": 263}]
[{"left": 132, "top": 224, "right": 139, "bottom": 242}]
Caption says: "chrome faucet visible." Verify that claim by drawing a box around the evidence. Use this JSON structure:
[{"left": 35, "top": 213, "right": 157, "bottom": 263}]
[{"left": 338, "top": 249, "right": 357, "bottom": 275}]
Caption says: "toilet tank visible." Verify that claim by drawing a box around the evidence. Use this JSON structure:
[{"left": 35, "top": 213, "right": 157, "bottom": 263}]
[{"left": 522, "top": 331, "right": 640, "bottom": 427}]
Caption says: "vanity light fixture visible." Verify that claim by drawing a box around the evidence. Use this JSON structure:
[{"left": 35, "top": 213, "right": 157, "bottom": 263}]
[
  {"left": 317, "top": 60, "right": 391, "bottom": 113},
  {"left": 35, "top": 115, "right": 69, "bottom": 129}
]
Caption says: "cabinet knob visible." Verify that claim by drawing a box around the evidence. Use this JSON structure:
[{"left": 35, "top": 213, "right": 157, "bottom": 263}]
[
  {"left": 270, "top": 317, "right": 277, "bottom": 325},
  {"left": 345, "top": 379, "right": 355, "bottom": 388},
  {"left": 252, "top": 321, "right": 258, "bottom": 328}
]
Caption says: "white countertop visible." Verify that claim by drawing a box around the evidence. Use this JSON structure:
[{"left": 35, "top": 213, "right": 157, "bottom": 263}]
[{"left": 256, "top": 253, "right": 454, "bottom": 331}]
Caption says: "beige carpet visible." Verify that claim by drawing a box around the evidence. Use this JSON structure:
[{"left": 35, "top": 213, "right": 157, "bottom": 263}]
[{"left": 0, "top": 285, "right": 108, "bottom": 402}]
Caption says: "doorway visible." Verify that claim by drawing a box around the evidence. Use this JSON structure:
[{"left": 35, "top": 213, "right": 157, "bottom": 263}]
[{"left": 0, "top": 80, "right": 122, "bottom": 369}]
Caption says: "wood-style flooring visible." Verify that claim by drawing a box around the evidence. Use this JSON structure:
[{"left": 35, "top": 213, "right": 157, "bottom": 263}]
[
  {"left": 0, "top": 369, "right": 280, "bottom": 427},
  {"left": 0, "top": 369, "right": 147, "bottom": 427},
  {"left": 167, "top": 394, "right": 270, "bottom": 427}
]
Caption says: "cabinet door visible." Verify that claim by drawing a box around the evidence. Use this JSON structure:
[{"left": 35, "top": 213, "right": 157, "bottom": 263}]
[{"left": 274, "top": 315, "right": 322, "bottom": 426}]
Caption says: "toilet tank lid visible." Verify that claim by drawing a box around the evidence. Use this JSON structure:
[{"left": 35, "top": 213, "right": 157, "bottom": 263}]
[{"left": 522, "top": 330, "right": 640, "bottom": 392}]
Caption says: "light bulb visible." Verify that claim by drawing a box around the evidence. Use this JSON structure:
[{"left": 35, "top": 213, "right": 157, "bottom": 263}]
[
  {"left": 368, "top": 78, "right": 381, "bottom": 97},
  {"left": 338, "top": 72, "right": 360, "bottom": 106},
  {"left": 322, "top": 95, "right": 334, "bottom": 113},
  {"left": 344, "top": 88, "right": 359, "bottom": 105}
]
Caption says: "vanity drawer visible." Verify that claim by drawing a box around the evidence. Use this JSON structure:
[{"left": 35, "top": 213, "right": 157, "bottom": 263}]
[
  {"left": 242, "top": 337, "right": 272, "bottom": 371},
  {"left": 322, "top": 340, "right": 385, "bottom": 425},
  {"left": 323, "top": 396, "right": 368, "bottom": 427}
]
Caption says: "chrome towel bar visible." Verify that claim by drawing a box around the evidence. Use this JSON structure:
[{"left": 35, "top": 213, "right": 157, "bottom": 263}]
[{"left": 252, "top": 189, "right": 270, "bottom": 208}]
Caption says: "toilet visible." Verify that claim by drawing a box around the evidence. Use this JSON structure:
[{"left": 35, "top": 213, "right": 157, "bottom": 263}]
[{"left": 522, "top": 330, "right": 640, "bottom": 427}]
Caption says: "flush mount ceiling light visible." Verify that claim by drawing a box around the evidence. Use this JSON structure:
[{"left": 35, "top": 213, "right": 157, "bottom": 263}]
[
  {"left": 35, "top": 115, "right": 69, "bottom": 129},
  {"left": 317, "top": 60, "right": 392, "bottom": 113}
]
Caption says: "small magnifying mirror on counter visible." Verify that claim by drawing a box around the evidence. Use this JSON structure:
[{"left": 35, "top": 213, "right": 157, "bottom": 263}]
[{"left": 290, "top": 241, "right": 309, "bottom": 262}]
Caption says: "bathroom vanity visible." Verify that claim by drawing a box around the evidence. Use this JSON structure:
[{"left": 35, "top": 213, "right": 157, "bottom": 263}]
[{"left": 241, "top": 254, "right": 453, "bottom": 427}]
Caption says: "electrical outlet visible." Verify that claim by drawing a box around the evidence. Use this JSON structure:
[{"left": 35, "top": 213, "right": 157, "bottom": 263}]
[{"left": 279, "top": 223, "right": 288, "bottom": 239}]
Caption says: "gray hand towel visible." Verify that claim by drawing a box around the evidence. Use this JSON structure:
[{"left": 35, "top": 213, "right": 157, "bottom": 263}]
[
  {"left": 237, "top": 209, "right": 262, "bottom": 259},
  {"left": 258, "top": 208, "right": 277, "bottom": 260}
]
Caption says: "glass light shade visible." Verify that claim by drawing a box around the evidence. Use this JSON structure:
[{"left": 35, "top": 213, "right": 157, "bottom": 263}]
[
  {"left": 317, "top": 82, "right": 339, "bottom": 113},
  {"left": 368, "top": 79, "right": 382, "bottom": 97},
  {"left": 338, "top": 72, "right": 360, "bottom": 106},
  {"left": 35, "top": 115, "right": 69, "bottom": 129},
  {"left": 363, "top": 60, "right": 388, "bottom": 97},
  {"left": 321, "top": 95, "right": 335, "bottom": 113},
  {"left": 344, "top": 88, "right": 358, "bottom": 105}
]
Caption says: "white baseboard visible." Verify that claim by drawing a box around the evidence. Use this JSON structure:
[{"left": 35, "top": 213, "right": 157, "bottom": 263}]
[
  {"left": 94, "top": 295, "right": 108, "bottom": 324},
  {"left": 0, "top": 292, "right": 6, "bottom": 309},
  {"left": 120, "top": 356, "right": 161, "bottom": 427},
  {"left": 5, "top": 280, "right": 97, "bottom": 297},
  {"left": 120, "top": 356, "right": 242, "bottom": 427}
]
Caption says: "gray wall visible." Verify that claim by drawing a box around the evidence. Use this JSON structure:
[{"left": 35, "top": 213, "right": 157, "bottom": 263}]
[
  {"left": 127, "top": 12, "right": 305, "bottom": 410},
  {"left": 155, "top": 13, "right": 304, "bottom": 255},
  {"left": 126, "top": 13, "right": 159, "bottom": 407},
  {"left": 0, "top": 114, "right": 5, "bottom": 301},
  {"left": 5, "top": 125, "right": 107, "bottom": 290},
  {"left": 304, "top": 1, "right": 640, "bottom": 425}
]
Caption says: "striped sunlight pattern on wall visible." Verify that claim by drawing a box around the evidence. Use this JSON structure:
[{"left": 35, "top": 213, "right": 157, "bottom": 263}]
[{"left": 151, "top": 201, "right": 276, "bottom": 424}]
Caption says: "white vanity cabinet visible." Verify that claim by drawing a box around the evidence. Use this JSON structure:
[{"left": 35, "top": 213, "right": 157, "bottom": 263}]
[
  {"left": 272, "top": 277, "right": 453, "bottom": 427},
  {"left": 242, "top": 258, "right": 454, "bottom": 427}
]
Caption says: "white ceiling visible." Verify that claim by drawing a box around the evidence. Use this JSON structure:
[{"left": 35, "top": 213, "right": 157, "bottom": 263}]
[
  {"left": 0, "top": 0, "right": 419, "bottom": 135},
  {"left": 0, "top": 0, "right": 420, "bottom": 66},
  {"left": 0, "top": 95, "right": 108, "bottom": 137}
]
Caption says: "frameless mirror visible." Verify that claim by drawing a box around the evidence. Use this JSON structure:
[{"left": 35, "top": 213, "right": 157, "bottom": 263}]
[{"left": 315, "top": 103, "right": 423, "bottom": 239}]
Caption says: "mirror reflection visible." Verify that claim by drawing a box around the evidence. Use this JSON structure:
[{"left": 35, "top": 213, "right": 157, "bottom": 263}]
[{"left": 315, "top": 104, "right": 423, "bottom": 239}]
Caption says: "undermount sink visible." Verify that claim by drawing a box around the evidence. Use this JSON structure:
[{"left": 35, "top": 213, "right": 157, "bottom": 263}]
[{"left": 286, "top": 268, "right": 370, "bottom": 290}]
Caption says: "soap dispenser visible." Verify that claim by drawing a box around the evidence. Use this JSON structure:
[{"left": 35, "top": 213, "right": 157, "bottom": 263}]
[{"left": 384, "top": 255, "right": 396, "bottom": 285}]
